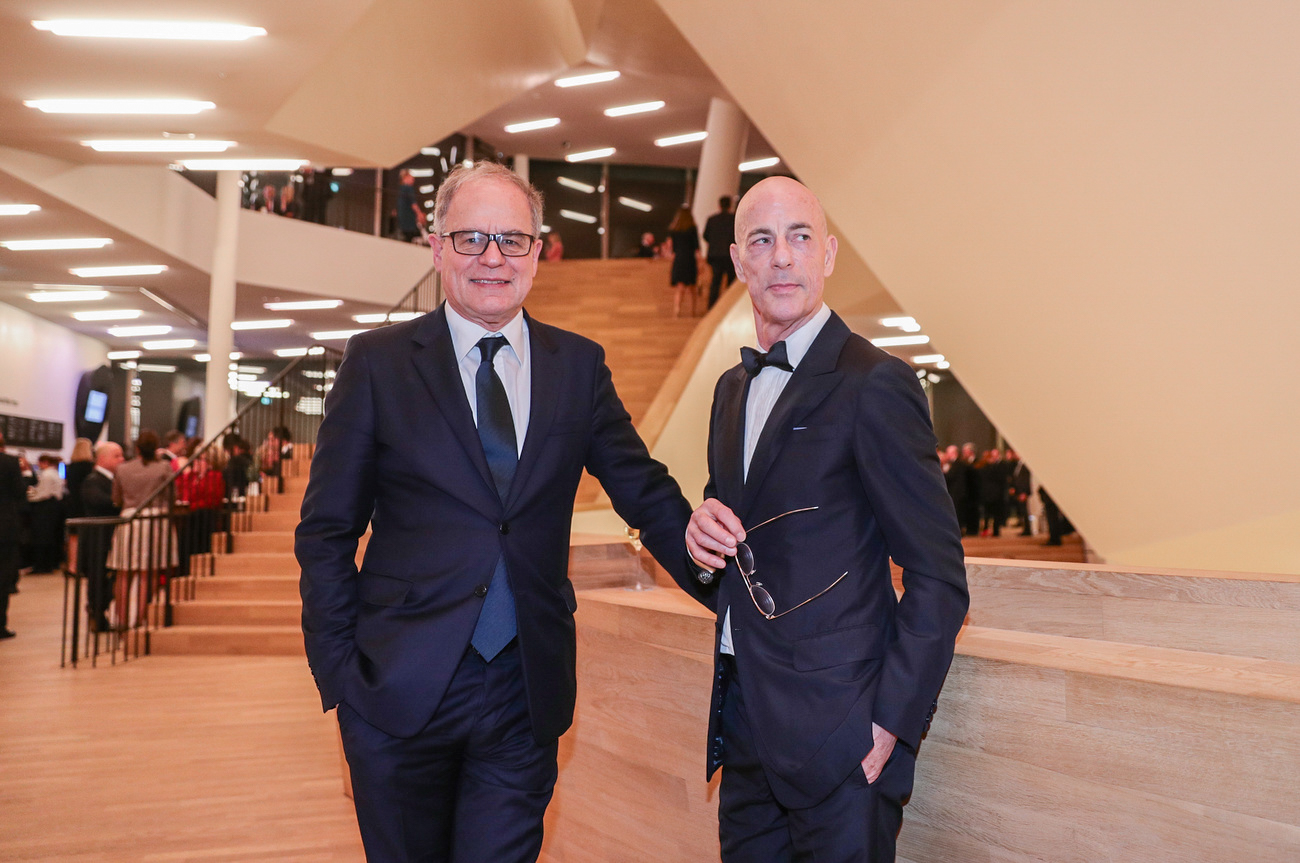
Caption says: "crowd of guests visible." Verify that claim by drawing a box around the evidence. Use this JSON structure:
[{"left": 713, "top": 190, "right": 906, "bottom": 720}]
[
  {"left": 939, "top": 443, "right": 1074, "bottom": 545},
  {"left": 241, "top": 167, "right": 334, "bottom": 224},
  {"left": 0, "top": 424, "right": 295, "bottom": 636}
]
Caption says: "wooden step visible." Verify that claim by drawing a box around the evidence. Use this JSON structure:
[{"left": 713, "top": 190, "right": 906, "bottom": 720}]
[
  {"left": 149, "top": 624, "right": 304, "bottom": 656},
  {"left": 193, "top": 575, "right": 300, "bottom": 601},
  {"left": 215, "top": 552, "right": 300, "bottom": 576},
  {"left": 964, "top": 559, "right": 1300, "bottom": 663},
  {"left": 266, "top": 491, "right": 305, "bottom": 512},
  {"left": 228, "top": 531, "right": 368, "bottom": 556},
  {"left": 248, "top": 510, "right": 301, "bottom": 531},
  {"left": 171, "top": 599, "right": 300, "bottom": 626}
]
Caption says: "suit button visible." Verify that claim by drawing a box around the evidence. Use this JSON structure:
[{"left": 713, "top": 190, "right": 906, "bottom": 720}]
[
  {"left": 499, "top": 522, "right": 510, "bottom": 535},
  {"left": 474, "top": 584, "right": 489, "bottom": 598}
]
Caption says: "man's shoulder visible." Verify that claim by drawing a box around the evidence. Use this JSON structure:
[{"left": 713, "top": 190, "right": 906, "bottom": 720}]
[{"left": 524, "top": 314, "right": 604, "bottom": 358}]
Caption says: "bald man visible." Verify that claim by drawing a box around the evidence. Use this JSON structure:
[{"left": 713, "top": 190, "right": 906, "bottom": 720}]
[
  {"left": 80, "top": 442, "right": 123, "bottom": 631},
  {"left": 685, "top": 177, "right": 968, "bottom": 861}
]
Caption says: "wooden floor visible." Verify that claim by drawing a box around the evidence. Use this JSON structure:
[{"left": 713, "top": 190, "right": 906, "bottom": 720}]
[{"left": 0, "top": 573, "right": 364, "bottom": 862}]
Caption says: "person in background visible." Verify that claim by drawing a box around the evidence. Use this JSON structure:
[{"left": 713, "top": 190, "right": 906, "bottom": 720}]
[
  {"left": 160, "top": 431, "right": 187, "bottom": 471},
  {"left": 545, "top": 232, "right": 565, "bottom": 261},
  {"left": 26, "top": 454, "right": 65, "bottom": 574},
  {"left": 64, "top": 438, "right": 95, "bottom": 567},
  {"left": 702, "top": 195, "right": 738, "bottom": 309},
  {"left": 109, "top": 430, "right": 176, "bottom": 627},
  {"left": 979, "top": 448, "right": 1008, "bottom": 537},
  {"left": 396, "top": 169, "right": 422, "bottom": 243},
  {"left": 667, "top": 205, "right": 701, "bottom": 317},
  {"left": 1006, "top": 448, "right": 1033, "bottom": 535},
  {"left": 636, "top": 231, "right": 657, "bottom": 258},
  {"left": 223, "top": 435, "right": 252, "bottom": 501},
  {"left": 79, "top": 442, "right": 123, "bottom": 632},
  {"left": 959, "top": 442, "right": 981, "bottom": 536},
  {"left": 0, "top": 432, "right": 33, "bottom": 639},
  {"left": 177, "top": 452, "right": 225, "bottom": 560}
]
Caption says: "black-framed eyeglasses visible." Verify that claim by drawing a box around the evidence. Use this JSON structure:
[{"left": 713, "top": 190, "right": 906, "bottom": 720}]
[
  {"left": 735, "top": 506, "right": 848, "bottom": 620},
  {"left": 441, "top": 230, "right": 538, "bottom": 257}
]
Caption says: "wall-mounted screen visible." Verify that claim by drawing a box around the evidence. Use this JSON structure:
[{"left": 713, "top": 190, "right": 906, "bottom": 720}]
[{"left": 84, "top": 390, "right": 108, "bottom": 424}]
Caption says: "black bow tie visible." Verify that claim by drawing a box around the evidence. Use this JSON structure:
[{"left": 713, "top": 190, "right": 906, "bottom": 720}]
[{"left": 741, "top": 341, "right": 793, "bottom": 377}]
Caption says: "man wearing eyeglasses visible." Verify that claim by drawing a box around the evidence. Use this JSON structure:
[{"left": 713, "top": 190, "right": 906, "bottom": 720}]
[
  {"left": 298, "top": 162, "right": 695, "bottom": 863},
  {"left": 686, "top": 176, "right": 969, "bottom": 862}
]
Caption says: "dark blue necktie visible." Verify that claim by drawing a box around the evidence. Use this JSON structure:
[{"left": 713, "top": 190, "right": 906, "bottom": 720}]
[
  {"left": 740, "top": 340, "right": 793, "bottom": 377},
  {"left": 470, "top": 336, "right": 518, "bottom": 661}
]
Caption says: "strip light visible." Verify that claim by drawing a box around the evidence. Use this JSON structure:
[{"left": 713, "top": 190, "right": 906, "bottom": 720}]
[
  {"left": 0, "top": 204, "right": 41, "bottom": 216},
  {"left": 136, "top": 363, "right": 178, "bottom": 373},
  {"left": 565, "top": 148, "right": 615, "bottom": 163},
  {"left": 870, "top": 335, "right": 930, "bottom": 347},
  {"left": 142, "top": 339, "right": 197, "bottom": 350},
  {"left": 556, "top": 177, "right": 596, "bottom": 194},
  {"left": 231, "top": 319, "right": 292, "bottom": 330},
  {"left": 264, "top": 299, "right": 342, "bottom": 311},
  {"left": 28, "top": 289, "right": 109, "bottom": 303},
  {"left": 1, "top": 238, "right": 112, "bottom": 250},
  {"left": 555, "top": 70, "right": 620, "bottom": 88},
  {"left": 617, "top": 197, "right": 652, "bottom": 212},
  {"left": 32, "top": 20, "right": 266, "bottom": 40},
  {"left": 504, "top": 118, "right": 560, "bottom": 134},
  {"left": 331, "top": 168, "right": 353, "bottom": 176},
  {"left": 604, "top": 101, "right": 664, "bottom": 117},
  {"left": 73, "top": 309, "right": 142, "bottom": 322},
  {"left": 311, "top": 329, "right": 367, "bottom": 340},
  {"left": 24, "top": 99, "right": 215, "bottom": 115},
  {"left": 739, "top": 157, "right": 780, "bottom": 171},
  {"left": 911, "top": 354, "right": 946, "bottom": 364},
  {"left": 181, "top": 159, "right": 306, "bottom": 171},
  {"left": 880, "top": 316, "right": 921, "bottom": 332},
  {"left": 274, "top": 348, "right": 309, "bottom": 357},
  {"left": 106, "top": 350, "right": 141, "bottom": 360},
  {"left": 109, "top": 325, "right": 171, "bottom": 337},
  {"left": 71, "top": 265, "right": 167, "bottom": 278},
  {"left": 655, "top": 132, "right": 708, "bottom": 147},
  {"left": 408, "top": 168, "right": 434, "bottom": 178},
  {"left": 83, "top": 139, "right": 234, "bottom": 152},
  {"left": 560, "top": 210, "right": 597, "bottom": 224},
  {"left": 353, "top": 312, "right": 421, "bottom": 324}
]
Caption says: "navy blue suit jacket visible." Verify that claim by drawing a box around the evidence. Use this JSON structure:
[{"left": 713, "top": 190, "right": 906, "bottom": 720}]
[
  {"left": 297, "top": 306, "right": 694, "bottom": 741},
  {"left": 701, "top": 312, "right": 968, "bottom": 808}
]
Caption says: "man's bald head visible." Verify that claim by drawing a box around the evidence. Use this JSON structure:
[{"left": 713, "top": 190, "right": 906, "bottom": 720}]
[
  {"left": 94, "top": 442, "right": 125, "bottom": 472},
  {"left": 734, "top": 176, "right": 829, "bottom": 242}
]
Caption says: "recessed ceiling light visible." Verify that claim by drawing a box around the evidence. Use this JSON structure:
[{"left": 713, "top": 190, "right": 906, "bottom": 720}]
[
  {"left": 71, "top": 265, "right": 167, "bottom": 278},
  {"left": 274, "top": 347, "right": 309, "bottom": 357},
  {"left": 32, "top": 20, "right": 266, "bottom": 40},
  {"left": 870, "top": 335, "right": 930, "bottom": 347},
  {"left": 739, "top": 157, "right": 780, "bottom": 171},
  {"left": 565, "top": 148, "right": 615, "bottom": 163},
  {"left": 28, "top": 289, "right": 110, "bottom": 303},
  {"left": 556, "top": 177, "right": 596, "bottom": 193},
  {"left": 264, "top": 299, "right": 342, "bottom": 311},
  {"left": 136, "top": 363, "right": 178, "bottom": 373},
  {"left": 24, "top": 99, "right": 215, "bottom": 115},
  {"left": 0, "top": 204, "right": 41, "bottom": 216},
  {"left": 82, "top": 139, "right": 234, "bottom": 153},
  {"left": 193, "top": 351, "right": 243, "bottom": 362},
  {"left": 655, "top": 132, "right": 708, "bottom": 147},
  {"left": 936, "top": 360, "right": 951, "bottom": 369},
  {"left": 560, "top": 210, "right": 597, "bottom": 224},
  {"left": 1, "top": 237, "right": 112, "bottom": 251},
  {"left": 142, "top": 338, "right": 198, "bottom": 350},
  {"left": 230, "top": 319, "right": 293, "bottom": 330},
  {"left": 73, "top": 309, "right": 142, "bottom": 322},
  {"left": 540, "top": 225, "right": 551, "bottom": 234},
  {"left": 109, "top": 325, "right": 171, "bottom": 337},
  {"left": 617, "top": 197, "right": 652, "bottom": 212},
  {"left": 421, "top": 147, "right": 440, "bottom": 156},
  {"left": 555, "top": 70, "right": 620, "bottom": 88},
  {"left": 604, "top": 101, "right": 665, "bottom": 118},
  {"left": 353, "top": 312, "right": 421, "bottom": 324},
  {"left": 180, "top": 159, "right": 306, "bottom": 171},
  {"left": 418, "top": 184, "right": 434, "bottom": 194},
  {"left": 504, "top": 118, "right": 560, "bottom": 134},
  {"left": 311, "top": 329, "right": 367, "bottom": 340},
  {"left": 331, "top": 167, "right": 353, "bottom": 176},
  {"left": 880, "top": 316, "right": 921, "bottom": 332},
  {"left": 911, "top": 354, "right": 946, "bottom": 364},
  {"left": 106, "top": 350, "right": 141, "bottom": 360},
  {"left": 408, "top": 168, "right": 434, "bottom": 178}
]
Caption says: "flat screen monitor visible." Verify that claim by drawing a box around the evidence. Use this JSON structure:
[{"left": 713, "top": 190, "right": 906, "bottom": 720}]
[{"left": 84, "top": 390, "right": 108, "bottom": 424}]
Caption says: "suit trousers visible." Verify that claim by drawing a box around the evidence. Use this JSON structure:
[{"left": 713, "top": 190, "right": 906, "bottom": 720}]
[
  {"left": 717, "top": 656, "right": 916, "bottom": 863},
  {"left": 0, "top": 540, "right": 17, "bottom": 629},
  {"left": 337, "top": 641, "right": 559, "bottom": 863}
]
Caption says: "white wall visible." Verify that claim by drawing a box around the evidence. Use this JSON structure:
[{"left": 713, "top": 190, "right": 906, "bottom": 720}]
[{"left": 0, "top": 301, "right": 109, "bottom": 460}]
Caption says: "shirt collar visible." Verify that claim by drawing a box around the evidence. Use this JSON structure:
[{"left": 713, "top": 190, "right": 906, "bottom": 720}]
[
  {"left": 757, "top": 303, "right": 831, "bottom": 370},
  {"left": 95, "top": 465, "right": 114, "bottom": 480},
  {"left": 444, "top": 301, "right": 527, "bottom": 363}
]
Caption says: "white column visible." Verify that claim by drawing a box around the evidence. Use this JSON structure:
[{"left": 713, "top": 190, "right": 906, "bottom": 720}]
[
  {"left": 691, "top": 98, "right": 749, "bottom": 233},
  {"left": 203, "top": 170, "right": 239, "bottom": 440},
  {"left": 514, "top": 154, "right": 529, "bottom": 184}
]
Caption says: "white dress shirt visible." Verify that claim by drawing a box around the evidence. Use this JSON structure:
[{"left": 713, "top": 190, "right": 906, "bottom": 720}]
[
  {"left": 721, "top": 303, "right": 832, "bottom": 655},
  {"left": 444, "top": 302, "right": 531, "bottom": 455},
  {"left": 28, "top": 465, "right": 65, "bottom": 502}
]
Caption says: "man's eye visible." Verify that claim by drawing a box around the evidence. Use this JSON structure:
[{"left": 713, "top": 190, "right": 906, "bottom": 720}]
[
  {"left": 463, "top": 232, "right": 488, "bottom": 244},
  {"left": 500, "top": 235, "right": 527, "bottom": 251}
]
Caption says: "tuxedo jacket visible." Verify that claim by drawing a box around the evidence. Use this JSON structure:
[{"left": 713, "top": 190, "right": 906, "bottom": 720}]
[
  {"left": 701, "top": 312, "right": 968, "bottom": 808},
  {"left": 0, "top": 453, "right": 29, "bottom": 542},
  {"left": 297, "top": 306, "right": 693, "bottom": 741}
]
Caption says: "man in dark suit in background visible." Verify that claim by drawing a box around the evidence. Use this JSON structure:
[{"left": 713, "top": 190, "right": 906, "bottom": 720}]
[
  {"left": 703, "top": 195, "right": 738, "bottom": 309},
  {"left": 687, "top": 176, "right": 969, "bottom": 862},
  {"left": 79, "top": 442, "right": 123, "bottom": 631},
  {"left": 0, "top": 432, "right": 35, "bottom": 639},
  {"left": 297, "top": 162, "right": 696, "bottom": 863}
]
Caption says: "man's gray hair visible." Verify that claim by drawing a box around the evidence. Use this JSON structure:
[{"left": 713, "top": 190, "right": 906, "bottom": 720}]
[{"left": 433, "top": 161, "right": 544, "bottom": 236}]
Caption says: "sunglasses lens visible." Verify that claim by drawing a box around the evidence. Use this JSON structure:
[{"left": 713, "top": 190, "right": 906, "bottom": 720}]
[
  {"left": 751, "top": 583, "right": 776, "bottom": 616},
  {"left": 735, "top": 542, "right": 755, "bottom": 575}
]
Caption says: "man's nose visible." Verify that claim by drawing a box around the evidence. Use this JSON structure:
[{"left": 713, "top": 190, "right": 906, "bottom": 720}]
[
  {"left": 771, "top": 235, "right": 793, "bottom": 266},
  {"left": 480, "top": 237, "right": 506, "bottom": 264}
]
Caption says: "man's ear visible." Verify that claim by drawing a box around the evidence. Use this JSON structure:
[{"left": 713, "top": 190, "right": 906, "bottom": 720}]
[
  {"left": 823, "top": 235, "right": 838, "bottom": 278},
  {"left": 730, "top": 243, "right": 744, "bottom": 282}
]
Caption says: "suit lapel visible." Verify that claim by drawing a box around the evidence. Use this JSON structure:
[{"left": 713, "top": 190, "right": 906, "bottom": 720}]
[
  {"left": 506, "top": 312, "right": 559, "bottom": 510},
  {"left": 739, "top": 315, "right": 850, "bottom": 520},
  {"left": 713, "top": 368, "right": 748, "bottom": 510},
  {"left": 410, "top": 306, "right": 499, "bottom": 512}
]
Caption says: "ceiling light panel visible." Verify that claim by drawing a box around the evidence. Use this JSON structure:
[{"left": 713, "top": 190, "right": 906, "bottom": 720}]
[
  {"left": 72, "top": 309, "right": 142, "bottom": 322},
  {"left": 32, "top": 20, "right": 266, "bottom": 40},
  {"left": 566, "top": 148, "right": 615, "bottom": 163},
  {"left": 230, "top": 319, "right": 292, "bottom": 330},
  {"left": 910, "top": 354, "right": 946, "bottom": 364},
  {"left": 655, "top": 132, "right": 708, "bottom": 147},
  {"left": 504, "top": 118, "right": 560, "bottom": 133},
  {"left": 24, "top": 99, "right": 215, "bottom": 115},
  {"left": 106, "top": 350, "right": 141, "bottom": 360},
  {"left": 0, "top": 204, "right": 41, "bottom": 216},
  {"left": 83, "top": 139, "right": 234, "bottom": 152},
  {"left": 870, "top": 335, "right": 931, "bottom": 347},
  {"left": 556, "top": 177, "right": 596, "bottom": 193},
  {"left": 71, "top": 265, "right": 167, "bottom": 278},
  {"left": 142, "top": 339, "right": 197, "bottom": 350},
  {"left": 311, "top": 329, "right": 367, "bottom": 340},
  {"left": 28, "top": 289, "right": 109, "bottom": 303},
  {"left": 264, "top": 299, "right": 342, "bottom": 311},
  {"left": 617, "top": 197, "right": 652, "bottom": 212},
  {"left": 604, "top": 101, "right": 665, "bottom": 117},
  {"left": 560, "top": 210, "right": 597, "bottom": 224},
  {"left": 181, "top": 159, "right": 306, "bottom": 171},
  {"left": 1, "top": 238, "right": 112, "bottom": 250},
  {"left": 109, "top": 325, "right": 171, "bottom": 337},
  {"left": 555, "top": 70, "right": 620, "bottom": 87},
  {"left": 739, "top": 157, "right": 780, "bottom": 171}
]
